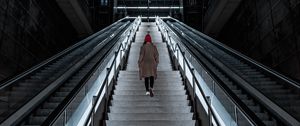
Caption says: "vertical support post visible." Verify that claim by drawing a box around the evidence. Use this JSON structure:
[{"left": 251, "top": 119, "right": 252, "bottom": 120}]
[
  {"left": 120, "top": 49, "right": 123, "bottom": 70},
  {"left": 191, "top": 68, "right": 196, "bottom": 99},
  {"left": 207, "top": 96, "right": 212, "bottom": 126},
  {"left": 114, "top": 51, "right": 118, "bottom": 82},
  {"left": 212, "top": 81, "right": 215, "bottom": 93},
  {"left": 105, "top": 67, "right": 110, "bottom": 119},
  {"left": 177, "top": 49, "right": 179, "bottom": 70},
  {"left": 91, "top": 96, "right": 97, "bottom": 126},
  {"left": 64, "top": 110, "right": 67, "bottom": 125},
  {"left": 191, "top": 68, "right": 198, "bottom": 121},
  {"left": 235, "top": 106, "right": 238, "bottom": 125},
  {"left": 183, "top": 51, "right": 186, "bottom": 84}
]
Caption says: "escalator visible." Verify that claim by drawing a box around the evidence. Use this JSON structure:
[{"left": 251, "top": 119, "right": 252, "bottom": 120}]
[
  {"left": 0, "top": 18, "right": 134, "bottom": 125},
  {"left": 161, "top": 18, "right": 300, "bottom": 125}
]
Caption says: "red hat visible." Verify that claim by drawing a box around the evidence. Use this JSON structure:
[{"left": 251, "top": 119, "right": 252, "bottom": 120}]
[{"left": 144, "top": 34, "right": 152, "bottom": 43}]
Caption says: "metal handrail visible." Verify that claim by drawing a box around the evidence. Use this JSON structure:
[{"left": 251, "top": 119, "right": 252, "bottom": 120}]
[
  {"left": 167, "top": 18, "right": 300, "bottom": 125},
  {"left": 41, "top": 19, "right": 134, "bottom": 126},
  {"left": 0, "top": 18, "right": 127, "bottom": 90},
  {"left": 156, "top": 17, "right": 221, "bottom": 126},
  {"left": 162, "top": 19, "right": 269, "bottom": 125},
  {"left": 83, "top": 17, "right": 141, "bottom": 126},
  {"left": 170, "top": 17, "right": 300, "bottom": 89},
  {"left": 157, "top": 17, "right": 276, "bottom": 125}
]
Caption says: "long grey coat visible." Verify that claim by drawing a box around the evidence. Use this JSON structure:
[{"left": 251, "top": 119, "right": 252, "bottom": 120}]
[{"left": 138, "top": 43, "right": 159, "bottom": 79}]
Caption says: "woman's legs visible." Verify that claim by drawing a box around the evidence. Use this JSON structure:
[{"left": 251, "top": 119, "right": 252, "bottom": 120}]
[
  {"left": 145, "top": 76, "right": 154, "bottom": 96},
  {"left": 149, "top": 76, "right": 154, "bottom": 97},
  {"left": 144, "top": 77, "right": 150, "bottom": 92},
  {"left": 149, "top": 76, "right": 154, "bottom": 89}
]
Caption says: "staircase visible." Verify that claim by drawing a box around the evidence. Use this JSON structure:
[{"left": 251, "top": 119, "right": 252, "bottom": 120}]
[{"left": 106, "top": 22, "right": 195, "bottom": 126}]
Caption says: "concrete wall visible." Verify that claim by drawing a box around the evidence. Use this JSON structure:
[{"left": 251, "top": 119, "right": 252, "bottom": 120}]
[
  {"left": 0, "top": 0, "right": 77, "bottom": 82},
  {"left": 218, "top": 0, "right": 300, "bottom": 81}
]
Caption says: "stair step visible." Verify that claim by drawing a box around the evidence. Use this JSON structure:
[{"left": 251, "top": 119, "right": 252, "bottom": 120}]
[
  {"left": 111, "top": 101, "right": 190, "bottom": 107},
  {"left": 115, "top": 86, "right": 184, "bottom": 90},
  {"left": 116, "top": 83, "right": 183, "bottom": 87},
  {"left": 112, "top": 95, "right": 188, "bottom": 101},
  {"left": 117, "top": 81, "right": 182, "bottom": 85},
  {"left": 108, "top": 113, "right": 193, "bottom": 120},
  {"left": 109, "top": 106, "right": 191, "bottom": 113},
  {"left": 114, "top": 90, "right": 186, "bottom": 95},
  {"left": 106, "top": 120, "right": 195, "bottom": 126}
]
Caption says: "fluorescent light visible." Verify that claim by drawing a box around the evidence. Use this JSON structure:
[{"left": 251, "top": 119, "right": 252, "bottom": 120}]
[{"left": 115, "top": 6, "right": 182, "bottom": 9}]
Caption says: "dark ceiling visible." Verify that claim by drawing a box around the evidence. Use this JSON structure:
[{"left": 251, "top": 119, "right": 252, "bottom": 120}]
[{"left": 114, "top": 0, "right": 182, "bottom": 18}]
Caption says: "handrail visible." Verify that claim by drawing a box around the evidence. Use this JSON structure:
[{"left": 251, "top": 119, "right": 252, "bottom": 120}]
[
  {"left": 165, "top": 20, "right": 267, "bottom": 125},
  {"left": 156, "top": 17, "right": 267, "bottom": 126},
  {"left": 0, "top": 17, "right": 128, "bottom": 90},
  {"left": 167, "top": 18, "right": 300, "bottom": 125},
  {"left": 156, "top": 17, "right": 221, "bottom": 126},
  {"left": 169, "top": 17, "right": 300, "bottom": 89},
  {"left": 83, "top": 17, "right": 141, "bottom": 126},
  {"left": 41, "top": 18, "right": 139, "bottom": 125}
]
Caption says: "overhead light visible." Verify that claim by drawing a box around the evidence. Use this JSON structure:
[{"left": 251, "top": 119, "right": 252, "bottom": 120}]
[{"left": 115, "top": 7, "right": 182, "bottom": 9}]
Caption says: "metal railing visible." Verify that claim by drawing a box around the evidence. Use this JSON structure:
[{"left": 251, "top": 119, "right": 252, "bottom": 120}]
[
  {"left": 83, "top": 17, "right": 141, "bottom": 126},
  {"left": 156, "top": 16, "right": 279, "bottom": 126},
  {"left": 156, "top": 17, "right": 221, "bottom": 126},
  {"left": 0, "top": 18, "right": 128, "bottom": 124},
  {"left": 169, "top": 17, "right": 300, "bottom": 125},
  {"left": 41, "top": 18, "right": 137, "bottom": 125}
]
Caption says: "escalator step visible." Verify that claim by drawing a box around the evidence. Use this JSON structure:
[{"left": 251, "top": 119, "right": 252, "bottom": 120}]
[
  {"left": 241, "top": 99, "right": 255, "bottom": 106},
  {"left": 48, "top": 97, "right": 65, "bottom": 102},
  {"left": 42, "top": 102, "right": 59, "bottom": 109},
  {"left": 35, "top": 109, "right": 53, "bottom": 116},
  {"left": 54, "top": 92, "right": 69, "bottom": 97},
  {"left": 255, "top": 112, "right": 269, "bottom": 120},
  {"left": 236, "top": 94, "right": 248, "bottom": 100},
  {"left": 248, "top": 106, "right": 261, "bottom": 113},
  {"left": 59, "top": 87, "right": 73, "bottom": 92},
  {"left": 28, "top": 116, "right": 47, "bottom": 125}
]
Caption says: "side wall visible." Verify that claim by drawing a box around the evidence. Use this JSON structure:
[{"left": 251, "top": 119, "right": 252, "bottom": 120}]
[
  {"left": 218, "top": 0, "right": 300, "bottom": 81},
  {"left": 0, "top": 0, "right": 78, "bottom": 82}
]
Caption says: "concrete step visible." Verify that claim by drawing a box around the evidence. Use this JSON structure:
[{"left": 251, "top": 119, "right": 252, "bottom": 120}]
[
  {"left": 108, "top": 113, "right": 193, "bottom": 120},
  {"left": 115, "top": 86, "right": 184, "bottom": 90},
  {"left": 106, "top": 120, "right": 195, "bottom": 126},
  {"left": 117, "top": 80, "right": 183, "bottom": 85},
  {"left": 110, "top": 101, "right": 190, "bottom": 107},
  {"left": 116, "top": 83, "right": 184, "bottom": 89},
  {"left": 117, "top": 78, "right": 182, "bottom": 81},
  {"left": 114, "top": 90, "right": 186, "bottom": 95},
  {"left": 112, "top": 95, "right": 188, "bottom": 101},
  {"left": 109, "top": 106, "right": 191, "bottom": 113},
  {"left": 119, "top": 71, "right": 180, "bottom": 74}
]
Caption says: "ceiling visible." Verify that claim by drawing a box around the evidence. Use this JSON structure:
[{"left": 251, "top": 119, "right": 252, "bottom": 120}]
[{"left": 114, "top": 0, "right": 182, "bottom": 17}]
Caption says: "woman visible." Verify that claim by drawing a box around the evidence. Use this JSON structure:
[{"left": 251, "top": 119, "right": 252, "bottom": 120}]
[{"left": 138, "top": 33, "right": 159, "bottom": 97}]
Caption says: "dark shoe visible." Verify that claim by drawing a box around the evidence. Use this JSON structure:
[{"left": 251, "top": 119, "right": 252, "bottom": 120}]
[{"left": 150, "top": 88, "right": 154, "bottom": 97}]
